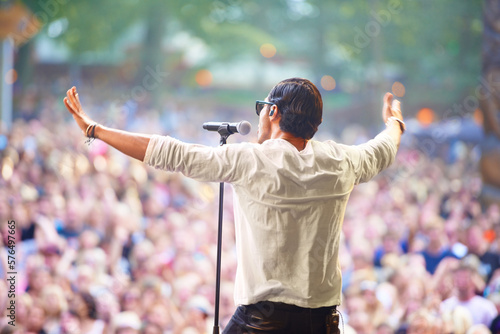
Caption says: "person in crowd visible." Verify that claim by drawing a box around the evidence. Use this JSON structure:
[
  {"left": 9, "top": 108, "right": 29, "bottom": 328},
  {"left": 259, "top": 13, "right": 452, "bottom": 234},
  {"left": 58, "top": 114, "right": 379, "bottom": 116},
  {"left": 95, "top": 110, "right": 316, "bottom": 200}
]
[
  {"left": 419, "top": 216, "right": 459, "bottom": 274},
  {"left": 111, "top": 311, "right": 141, "bottom": 334},
  {"left": 465, "top": 224, "right": 500, "bottom": 283},
  {"left": 70, "top": 292, "right": 107, "bottom": 334},
  {"left": 441, "top": 263, "right": 498, "bottom": 326},
  {"left": 359, "top": 280, "right": 388, "bottom": 328},
  {"left": 40, "top": 284, "right": 68, "bottom": 334},
  {"left": 442, "top": 305, "right": 474, "bottom": 334},
  {"left": 406, "top": 309, "right": 443, "bottom": 334},
  {"left": 25, "top": 301, "right": 48, "bottom": 334},
  {"left": 467, "top": 324, "right": 494, "bottom": 334},
  {"left": 374, "top": 230, "right": 406, "bottom": 267}
]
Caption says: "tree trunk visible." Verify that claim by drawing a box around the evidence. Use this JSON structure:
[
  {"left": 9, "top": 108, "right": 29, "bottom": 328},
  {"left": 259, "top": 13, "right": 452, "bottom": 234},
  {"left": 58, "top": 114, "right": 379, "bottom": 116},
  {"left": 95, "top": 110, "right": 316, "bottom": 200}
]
[
  {"left": 479, "top": 0, "right": 500, "bottom": 203},
  {"left": 15, "top": 37, "right": 34, "bottom": 90},
  {"left": 135, "top": 3, "right": 167, "bottom": 108}
]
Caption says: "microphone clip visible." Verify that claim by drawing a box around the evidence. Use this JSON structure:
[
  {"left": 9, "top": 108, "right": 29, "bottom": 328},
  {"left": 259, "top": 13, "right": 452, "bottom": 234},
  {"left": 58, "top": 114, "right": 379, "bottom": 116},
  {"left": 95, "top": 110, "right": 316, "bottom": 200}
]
[{"left": 216, "top": 123, "right": 232, "bottom": 145}]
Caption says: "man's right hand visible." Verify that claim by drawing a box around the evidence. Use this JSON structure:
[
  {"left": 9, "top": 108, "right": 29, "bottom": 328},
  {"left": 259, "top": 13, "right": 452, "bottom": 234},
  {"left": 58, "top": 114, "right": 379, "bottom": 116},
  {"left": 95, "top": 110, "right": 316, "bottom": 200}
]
[
  {"left": 381, "top": 92, "right": 404, "bottom": 149},
  {"left": 382, "top": 92, "right": 403, "bottom": 123}
]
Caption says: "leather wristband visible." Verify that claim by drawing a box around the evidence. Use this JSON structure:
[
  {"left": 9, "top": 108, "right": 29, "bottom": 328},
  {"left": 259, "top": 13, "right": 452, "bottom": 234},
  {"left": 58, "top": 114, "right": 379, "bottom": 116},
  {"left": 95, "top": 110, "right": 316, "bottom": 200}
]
[{"left": 386, "top": 116, "right": 406, "bottom": 133}]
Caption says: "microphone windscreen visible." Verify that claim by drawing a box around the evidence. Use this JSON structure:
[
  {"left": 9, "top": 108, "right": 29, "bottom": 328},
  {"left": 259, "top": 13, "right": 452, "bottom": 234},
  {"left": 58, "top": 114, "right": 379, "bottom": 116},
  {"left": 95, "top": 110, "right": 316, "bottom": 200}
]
[{"left": 237, "top": 121, "right": 251, "bottom": 135}]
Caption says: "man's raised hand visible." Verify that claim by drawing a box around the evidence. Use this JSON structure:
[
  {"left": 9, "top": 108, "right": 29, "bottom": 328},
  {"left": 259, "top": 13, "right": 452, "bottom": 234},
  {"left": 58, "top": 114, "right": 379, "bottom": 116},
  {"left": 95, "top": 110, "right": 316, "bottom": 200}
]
[
  {"left": 382, "top": 92, "right": 403, "bottom": 124},
  {"left": 63, "top": 87, "right": 94, "bottom": 135}
]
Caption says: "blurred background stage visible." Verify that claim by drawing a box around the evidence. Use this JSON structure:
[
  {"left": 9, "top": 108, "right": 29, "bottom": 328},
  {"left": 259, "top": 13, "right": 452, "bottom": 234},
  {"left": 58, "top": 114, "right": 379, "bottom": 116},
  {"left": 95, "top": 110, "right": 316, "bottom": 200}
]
[{"left": 1, "top": 0, "right": 500, "bottom": 333}]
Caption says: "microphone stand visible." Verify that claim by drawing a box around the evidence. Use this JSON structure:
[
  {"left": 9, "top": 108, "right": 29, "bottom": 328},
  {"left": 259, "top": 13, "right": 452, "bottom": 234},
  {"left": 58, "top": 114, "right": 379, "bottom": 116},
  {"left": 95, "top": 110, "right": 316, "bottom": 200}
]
[{"left": 212, "top": 124, "right": 231, "bottom": 334}]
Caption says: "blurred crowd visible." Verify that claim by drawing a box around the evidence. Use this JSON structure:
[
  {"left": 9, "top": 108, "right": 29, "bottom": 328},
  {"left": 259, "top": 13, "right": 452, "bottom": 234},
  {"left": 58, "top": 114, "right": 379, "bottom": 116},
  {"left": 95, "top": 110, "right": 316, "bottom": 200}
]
[{"left": 1, "top": 81, "right": 500, "bottom": 334}]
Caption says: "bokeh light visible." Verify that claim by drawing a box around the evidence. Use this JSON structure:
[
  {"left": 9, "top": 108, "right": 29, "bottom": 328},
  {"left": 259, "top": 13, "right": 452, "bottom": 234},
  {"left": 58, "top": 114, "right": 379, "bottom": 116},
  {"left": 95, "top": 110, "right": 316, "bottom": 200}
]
[
  {"left": 260, "top": 43, "right": 277, "bottom": 58},
  {"left": 5, "top": 69, "right": 17, "bottom": 85},
  {"left": 392, "top": 81, "right": 405, "bottom": 97},
  {"left": 321, "top": 75, "right": 336, "bottom": 91},
  {"left": 2, "top": 157, "right": 13, "bottom": 180},
  {"left": 474, "top": 108, "right": 483, "bottom": 125},
  {"left": 417, "top": 107, "right": 435, "bottom": 126},
  {"left": 195, "top": 69, "right": 213, "bottom": 87},
  {"left": 485, "top": 229, "right": 496, "bottom": 243},
  {"left": 93, "top": 155, "right": 107, "bottom": 172}
]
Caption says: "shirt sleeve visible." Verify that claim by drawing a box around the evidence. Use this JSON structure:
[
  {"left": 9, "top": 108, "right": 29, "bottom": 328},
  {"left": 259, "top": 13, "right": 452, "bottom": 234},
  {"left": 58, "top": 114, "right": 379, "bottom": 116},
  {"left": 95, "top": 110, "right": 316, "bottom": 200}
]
[
  {"left": 340, "top": 132, "right": 398, "bottom": 184},
  {"left": 144, "top": 135, "right": 247, "bottom": 183}
]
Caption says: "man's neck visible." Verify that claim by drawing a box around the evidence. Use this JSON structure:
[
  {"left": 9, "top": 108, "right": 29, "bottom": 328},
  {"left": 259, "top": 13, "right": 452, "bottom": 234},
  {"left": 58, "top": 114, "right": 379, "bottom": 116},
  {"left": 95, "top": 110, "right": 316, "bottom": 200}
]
[{"left": 273, "top": 131, "right": 308, "bottom": 151}]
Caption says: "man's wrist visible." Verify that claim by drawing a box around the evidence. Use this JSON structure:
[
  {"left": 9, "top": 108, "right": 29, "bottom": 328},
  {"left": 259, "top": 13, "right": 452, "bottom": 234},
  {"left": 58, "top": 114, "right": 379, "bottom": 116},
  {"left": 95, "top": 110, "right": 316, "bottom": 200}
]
[
  {"left": 386, "top": 116, "right": 406, "bottom": 134},
  {"left": 93, "top": 124, "right": 102, "bottom": 139}
]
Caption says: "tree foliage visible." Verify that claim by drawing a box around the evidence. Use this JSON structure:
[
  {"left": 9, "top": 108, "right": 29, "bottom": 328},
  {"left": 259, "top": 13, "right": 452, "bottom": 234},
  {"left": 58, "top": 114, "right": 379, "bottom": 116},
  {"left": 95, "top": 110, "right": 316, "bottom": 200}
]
[{"left": 18, "top": 0, "right": 484, "bottom": 111}]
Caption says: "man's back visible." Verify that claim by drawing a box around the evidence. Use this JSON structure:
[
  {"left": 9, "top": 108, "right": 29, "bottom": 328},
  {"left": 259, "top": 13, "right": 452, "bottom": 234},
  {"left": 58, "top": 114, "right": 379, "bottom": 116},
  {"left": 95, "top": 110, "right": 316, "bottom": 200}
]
[{"left": 144, "top": 131, "right": 397, "bottom": 307}]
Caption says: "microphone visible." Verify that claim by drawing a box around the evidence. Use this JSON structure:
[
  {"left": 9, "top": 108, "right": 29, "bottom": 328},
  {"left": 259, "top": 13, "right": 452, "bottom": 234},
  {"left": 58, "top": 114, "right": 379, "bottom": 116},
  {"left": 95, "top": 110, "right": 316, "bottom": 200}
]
[{"left": 203, "top": 121, "right": 251, "bottom": 135}]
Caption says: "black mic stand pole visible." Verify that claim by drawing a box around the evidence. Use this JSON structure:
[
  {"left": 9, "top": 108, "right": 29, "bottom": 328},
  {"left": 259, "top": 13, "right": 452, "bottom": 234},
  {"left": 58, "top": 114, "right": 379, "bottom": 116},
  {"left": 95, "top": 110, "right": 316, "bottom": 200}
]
[{"left": 213, "top": 125, "right": 231, "bottom": 334}]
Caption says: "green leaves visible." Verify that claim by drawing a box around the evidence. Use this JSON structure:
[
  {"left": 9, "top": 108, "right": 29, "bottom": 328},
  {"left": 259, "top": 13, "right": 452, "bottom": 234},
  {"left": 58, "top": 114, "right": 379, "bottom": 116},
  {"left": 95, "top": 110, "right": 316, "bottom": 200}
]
[{"left": 20, "top": 0, "right": 483, "bottom": 108}]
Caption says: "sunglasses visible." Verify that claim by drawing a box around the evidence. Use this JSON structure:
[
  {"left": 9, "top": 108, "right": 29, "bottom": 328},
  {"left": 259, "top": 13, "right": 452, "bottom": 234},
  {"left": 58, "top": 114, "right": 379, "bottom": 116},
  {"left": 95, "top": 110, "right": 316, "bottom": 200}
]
[{"left": 255, "top": 100, "right": 274, "bottom": 116}]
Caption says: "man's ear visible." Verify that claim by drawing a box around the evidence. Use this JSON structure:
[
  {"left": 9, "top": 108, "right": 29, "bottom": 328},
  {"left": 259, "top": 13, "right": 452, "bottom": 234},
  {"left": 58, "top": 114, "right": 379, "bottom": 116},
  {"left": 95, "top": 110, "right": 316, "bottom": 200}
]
[
  {"left": 269, "top": 106, "right": 279, "bottom": 119},
  {"left": 269, "top": 108, "right": 281, "bottom": 129}
]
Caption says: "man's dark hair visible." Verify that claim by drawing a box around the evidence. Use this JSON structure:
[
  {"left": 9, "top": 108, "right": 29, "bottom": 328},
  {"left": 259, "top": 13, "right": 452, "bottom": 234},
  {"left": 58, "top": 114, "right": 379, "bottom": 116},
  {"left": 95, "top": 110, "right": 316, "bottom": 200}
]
[{"left": 268, "top": 78, "right": 323, "bottom": 140}]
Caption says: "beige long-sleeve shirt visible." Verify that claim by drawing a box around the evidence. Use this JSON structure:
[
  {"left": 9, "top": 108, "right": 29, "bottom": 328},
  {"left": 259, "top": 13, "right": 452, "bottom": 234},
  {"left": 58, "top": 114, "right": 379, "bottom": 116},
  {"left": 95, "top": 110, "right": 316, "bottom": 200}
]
[{"left": 144, "top": 132, "right": 397, "bottom": 308}]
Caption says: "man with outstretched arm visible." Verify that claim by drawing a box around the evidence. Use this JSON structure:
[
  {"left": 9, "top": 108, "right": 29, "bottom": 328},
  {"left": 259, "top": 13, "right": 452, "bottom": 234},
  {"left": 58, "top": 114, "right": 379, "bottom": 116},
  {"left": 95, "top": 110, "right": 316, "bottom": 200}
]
[{"left": 64, "top": 78, "right": 404, "bottom": 333}]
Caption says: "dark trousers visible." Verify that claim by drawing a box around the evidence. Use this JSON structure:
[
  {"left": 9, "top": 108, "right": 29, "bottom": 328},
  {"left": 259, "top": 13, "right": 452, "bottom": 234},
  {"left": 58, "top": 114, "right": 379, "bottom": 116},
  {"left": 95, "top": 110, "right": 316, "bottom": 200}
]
[{"left": 223, "top": 301, "right": 340, "bottom": 334}]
